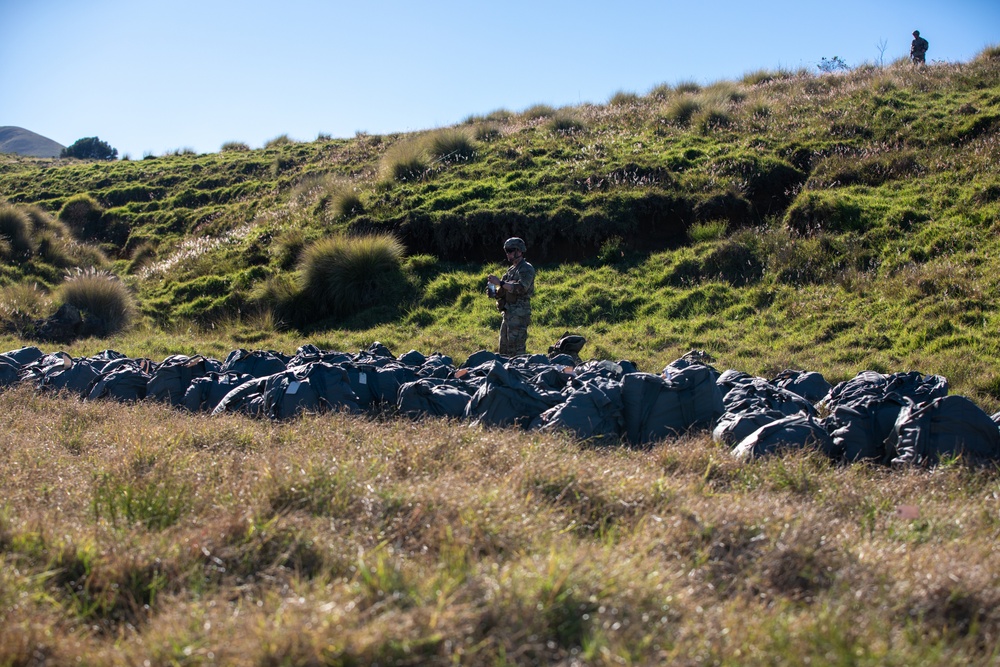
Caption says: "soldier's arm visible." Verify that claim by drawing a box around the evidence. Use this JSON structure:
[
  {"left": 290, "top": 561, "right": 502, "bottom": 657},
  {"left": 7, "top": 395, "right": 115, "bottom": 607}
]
[{"left": 501, "top": 265, "right": 535, "bottom": 297}]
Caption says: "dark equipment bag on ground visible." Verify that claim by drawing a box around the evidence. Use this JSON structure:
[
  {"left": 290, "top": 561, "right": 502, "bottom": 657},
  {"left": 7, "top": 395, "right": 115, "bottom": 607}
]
[
  {"left": 221, "top": 349, "right": 290, "bottom": 378},
  {"left": 823, "top": 393, "right": 909, "bottom": 462},
  {"left": 260, "top": 362, "right": 362, "bottom": 420},
  {"left": 182, "top": 372, "right": 255, "bottom": 413},
  {"left": 533, "top": 376, "right": 624, "bottom": 444},
  {"left": 731, "top": 413, "right": 834, "bottom": 460},
  {"left": 397, "top": 377, "right": 474, "bottom": 419},
  {"left": 87, "top": 362, "right": 153, "bottom": 402},
  {"left": 770, "top": 369, "right": 832, "bottom": 404},
  {"left": 885, "top": 395, "right": 1000, "bottom": 466},
  {"left": 147, "top": 355, "right": 215, "bottom": 406},
  {"left": 621, "top": 364, "right": 724, "bottom": 446},
  {"left": 464, "top": 361, "right": 564, "bottom": 429},
  {"left": 712, "top": 409, "right": 790, "bottom": 448}
]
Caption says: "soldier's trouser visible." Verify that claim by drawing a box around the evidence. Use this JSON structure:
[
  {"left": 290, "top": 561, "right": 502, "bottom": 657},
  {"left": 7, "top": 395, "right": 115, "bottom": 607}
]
[{"left": 499, "top": 311, "right": 530, "bottom": 356}]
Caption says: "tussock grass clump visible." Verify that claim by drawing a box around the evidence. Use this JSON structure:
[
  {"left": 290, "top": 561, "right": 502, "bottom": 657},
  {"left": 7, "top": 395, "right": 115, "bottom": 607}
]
[
  {"left": 522, "top": 103, "right": 557, "bottom": 119},
  {"left": 483, "top": 108, "right": 514, "bottom": 122},
  {"left": 0, "top": 204, "right": 36, "bottom": 258},
  {"left": 297, "top": 233, "right": 407, "bottom": 320},
  {"left": 295, "top": 174, "right": 365, "bottom": 219},
  {"left": 647, "top": 82, "right": 673, "bottom": 99},
  {"left": 688, "top": 219, "right": 728, "bottom": 243},
  {"left": 0, "top": 281, "right": 50, "bottom": 334},
  {"left": 220, "top": 140, "right": 250, "bottom": 152},
  {"left": 126, "top": 241, "right": 157, "bottom": 274},
  {"left": 784, "top": 191, "right": 864, "bottom": 235},
  {"left": 57, "top": 193, "right": 104, "bottom": 240},
  {"left": 379, "top": 139, "right": 428, "bottom": 183},
  {"left": 608, "top": 90, "right": 640, "bottom": 106},
  {"left": 695, "top": 106, "right": 733, "bottom": 133},
  {"left": 424, "top": 127, "right": 476, "bottom": 164},
  {"left": 663, "top": 96, "right": 702, "bottom": 126},
  {"left": 264, "top": 134, "right": 294, "bottom": 148},
  {"left": 974, "top": 44, "right": 1000, "bottom": 62},
  {"left": 56, "top": 267, "right": 136, "bottom": 335},
  {"left": 473, "top": 122, "right": 502, "bottom": 142},
  {"left": 703, "top": 81, "right": 746, "bottom": 105},
  {"left": 674, "top": 80, "right": 701, "bottom": 93},
  {"left": 21, "top": 204, "right": 69, "bottom": 237},
  {"left": 546, "top": 112, "right": 587, "bottom": 134},
  {"left": 742, "top": 67, "right": 797, "bottom": 85}
]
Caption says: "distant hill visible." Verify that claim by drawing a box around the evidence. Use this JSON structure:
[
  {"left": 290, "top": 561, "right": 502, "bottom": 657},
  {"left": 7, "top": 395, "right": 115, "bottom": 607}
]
[{"left": 0, "top": 126, "right": 64, "bottom": 158}]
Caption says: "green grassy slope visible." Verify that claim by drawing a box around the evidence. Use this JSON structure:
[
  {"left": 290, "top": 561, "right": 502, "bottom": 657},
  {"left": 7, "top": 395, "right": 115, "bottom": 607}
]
[{"left": 2, "top": 52, "right": 1000, "bottom": 409}]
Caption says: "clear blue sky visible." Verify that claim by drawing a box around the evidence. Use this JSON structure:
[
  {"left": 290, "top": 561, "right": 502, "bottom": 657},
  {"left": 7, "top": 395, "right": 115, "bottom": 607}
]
[{"left": 2, "top": 0, "right": 997, "bottom": 158}]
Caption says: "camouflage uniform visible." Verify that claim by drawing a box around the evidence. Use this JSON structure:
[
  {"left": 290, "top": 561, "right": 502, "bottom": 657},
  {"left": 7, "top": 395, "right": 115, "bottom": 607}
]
[
  {"left": 496, "top": 257, "right": 535, "bottom": 356},
  {"left": 910, "top": 32, "right": 929, "bottom": 64}
]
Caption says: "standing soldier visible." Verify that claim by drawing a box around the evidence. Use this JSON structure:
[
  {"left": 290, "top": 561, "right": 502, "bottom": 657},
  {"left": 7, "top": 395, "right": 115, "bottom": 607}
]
[
  {"left": 910, "top": 30, "right": 929, "bottom": 65},
  {"left": 487, "top": 237, "right": 535, "bottom": 356}
]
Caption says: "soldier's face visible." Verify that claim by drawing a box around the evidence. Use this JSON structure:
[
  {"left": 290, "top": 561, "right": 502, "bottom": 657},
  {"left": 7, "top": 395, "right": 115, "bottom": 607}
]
[{"left": 505, "top": 248, "right": 521, "bottom": 263}]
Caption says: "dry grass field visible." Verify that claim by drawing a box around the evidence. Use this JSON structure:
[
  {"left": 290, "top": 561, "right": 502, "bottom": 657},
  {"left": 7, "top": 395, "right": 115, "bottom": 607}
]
[{"left": 1, "top": 383, "right": 998, "bottom": 665}]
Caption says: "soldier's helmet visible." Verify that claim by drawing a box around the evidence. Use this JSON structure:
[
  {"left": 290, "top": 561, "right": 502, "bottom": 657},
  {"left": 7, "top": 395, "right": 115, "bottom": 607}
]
[{"left": 503, "top": 237, "right": 527, "bottom": 253}]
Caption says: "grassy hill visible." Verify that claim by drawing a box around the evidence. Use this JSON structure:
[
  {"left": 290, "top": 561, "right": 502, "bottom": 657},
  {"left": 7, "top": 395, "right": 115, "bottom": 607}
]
[
  {"left": 2, "top": 51, "right": 999, "bottom": 408},
  {"left": 1, "top": 51, "right": 1000, "bottom": 665}
]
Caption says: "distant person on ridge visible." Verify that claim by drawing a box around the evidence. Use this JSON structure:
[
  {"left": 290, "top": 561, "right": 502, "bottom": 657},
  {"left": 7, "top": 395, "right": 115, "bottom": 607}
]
[
  {"left": 487, "top": 237, "right": 535, "bottom": 357},
  {"left": 910, "top": 30, "right": 929, "bottom": 65}
]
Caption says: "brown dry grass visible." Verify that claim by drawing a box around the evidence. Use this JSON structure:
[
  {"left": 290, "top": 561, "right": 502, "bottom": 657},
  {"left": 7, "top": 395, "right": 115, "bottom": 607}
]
[{"left": 1, "top": 384, "right": 999, "bottom": 665}]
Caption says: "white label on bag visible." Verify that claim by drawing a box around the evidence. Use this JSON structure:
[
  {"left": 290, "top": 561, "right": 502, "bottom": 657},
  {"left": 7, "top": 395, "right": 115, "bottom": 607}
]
[
  {"left": 359, "top": 372, "right": 368, "bottom": 385},
  {"left": 287, "top": 381, "right": 301, "bottom": 395}
]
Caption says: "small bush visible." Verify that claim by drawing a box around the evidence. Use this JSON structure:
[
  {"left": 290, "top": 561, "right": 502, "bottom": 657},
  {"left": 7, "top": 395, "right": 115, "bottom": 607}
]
[
  {"left": 379, "top": 140, "right": 428, "bottom": 182},
  {"left": 56, "top": 268, "right": 136, "bottom": 335},
  {"left": 0, "top": 204, "right": 36, "bottom": 258},
  {"left": 297, "top": 233, "right": 407, "bottom": 320},
  {"left": 674, "top": 80, "right": 701, "bottom": 93},
  {"left": 61, "top": 136, "right": 118, "bottom": 160}
]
